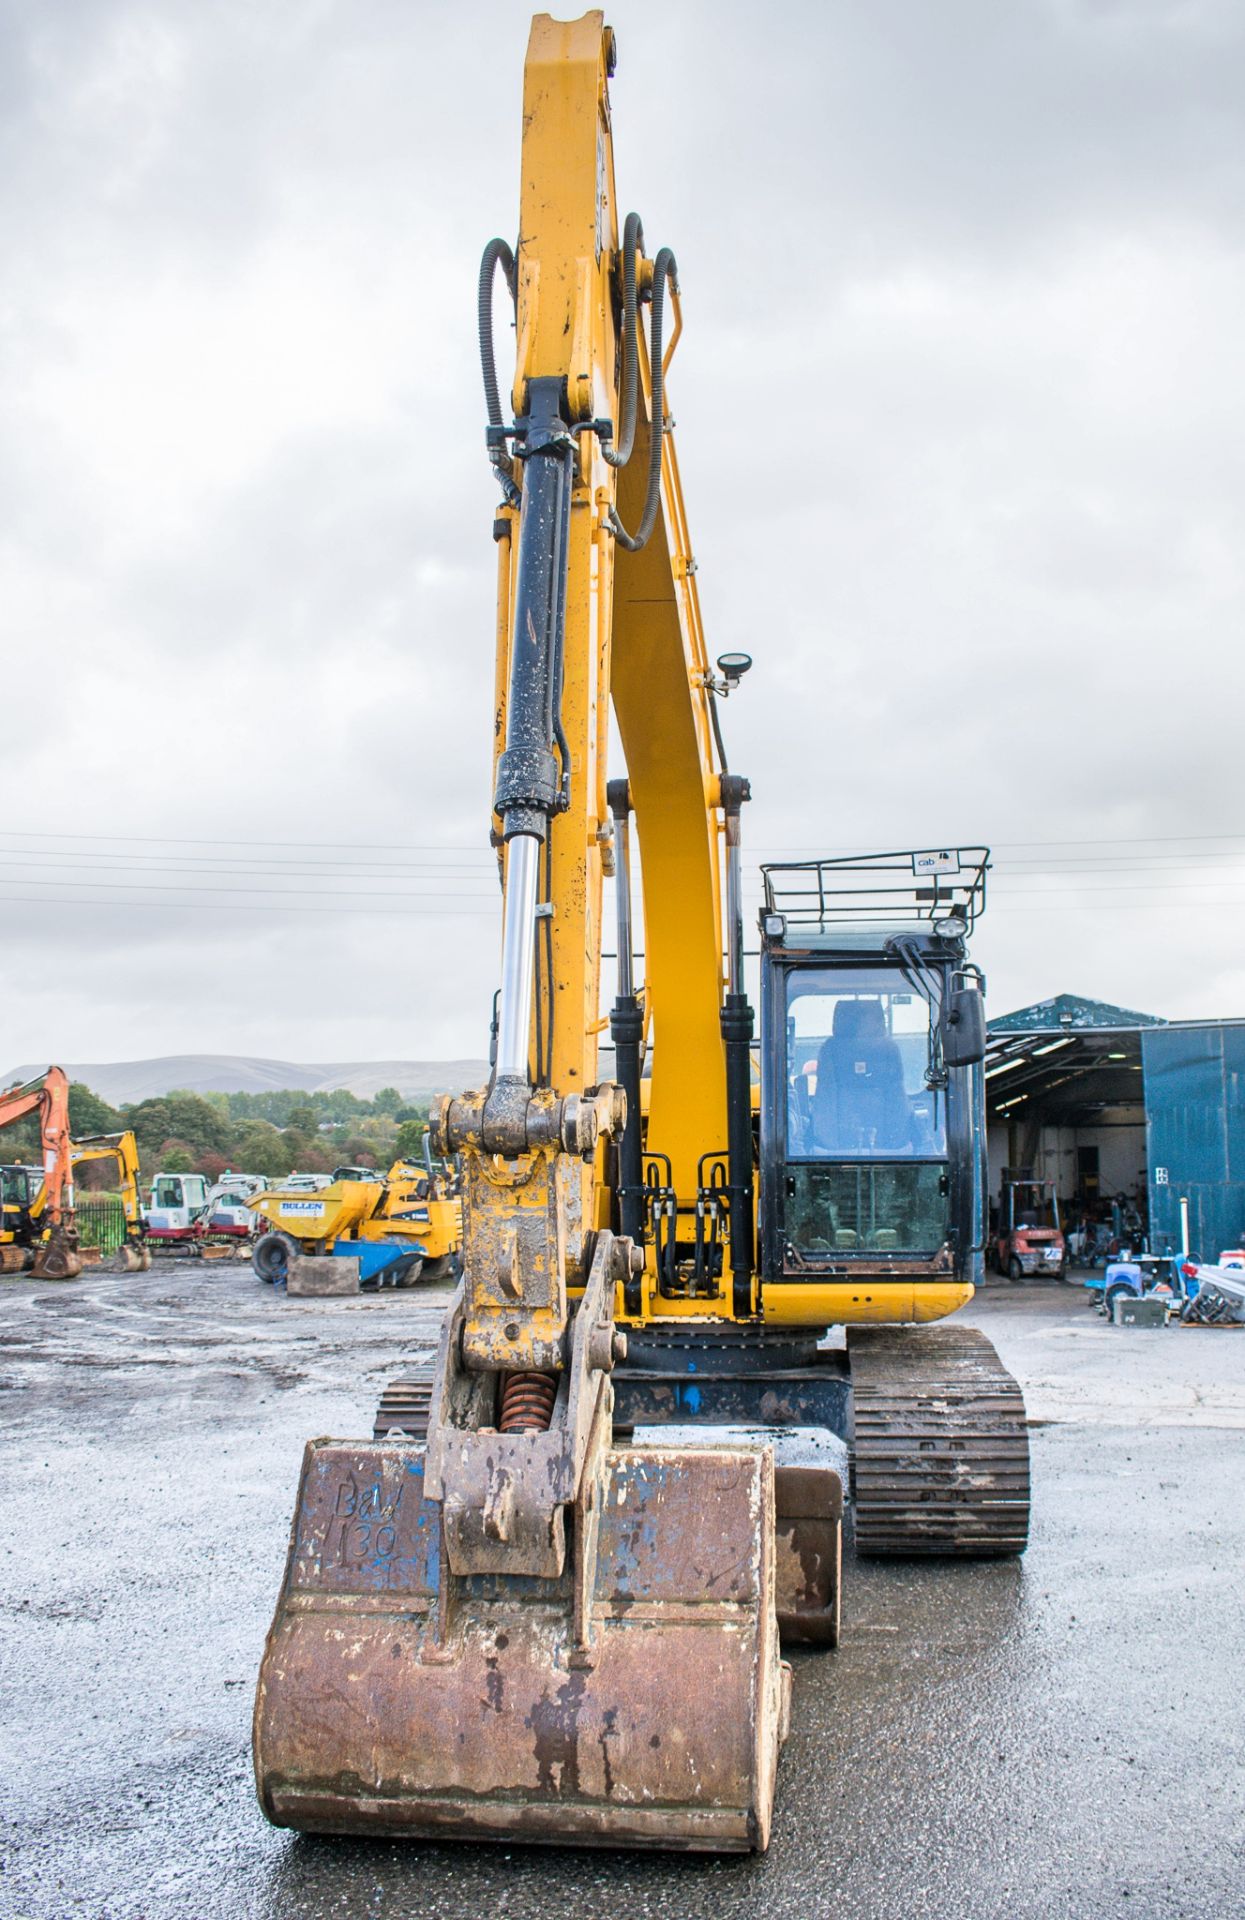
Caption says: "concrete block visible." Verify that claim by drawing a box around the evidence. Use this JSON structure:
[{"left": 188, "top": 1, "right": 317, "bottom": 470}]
[
  {"left": 287, "top": 1255, "right": 360, "bottom": 1297},
  {"left": 1113, "top": 1293, "right": 1167, "bottom": 1327}
]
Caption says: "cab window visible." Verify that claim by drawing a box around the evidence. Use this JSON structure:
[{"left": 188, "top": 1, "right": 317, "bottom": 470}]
[{"left": 786, "top": 968, "right": 944, "bottom": 1159}]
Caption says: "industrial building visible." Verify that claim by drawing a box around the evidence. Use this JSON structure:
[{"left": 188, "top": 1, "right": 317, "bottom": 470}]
[{"left": 985, "top": 993, "right": 1245, "bottom": 1262}]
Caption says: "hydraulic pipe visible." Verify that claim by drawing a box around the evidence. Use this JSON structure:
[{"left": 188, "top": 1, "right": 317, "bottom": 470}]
[
  {"left": 719, "top": 775, "right": 754, "bottom": 1319},
  {"left": 608, "top": 779, "right": 645, "bottom": 1299},
  {"left": 725, "top": 805, "right": 744, "bottom": 997},
  {"left": 496, "top": 834, "right": 541, "bottom": 1081},
  {"left": 490, "top": 377, "right": 575, "bottom": 1087},
  {"left": 612, "top": 786, "right": 635, "bottom": 1001}
]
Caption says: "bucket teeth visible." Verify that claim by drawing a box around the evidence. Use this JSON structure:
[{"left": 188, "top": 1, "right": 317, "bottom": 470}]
[{"left": 254, "top": 1438, "right": 788, "bottom": 1851}]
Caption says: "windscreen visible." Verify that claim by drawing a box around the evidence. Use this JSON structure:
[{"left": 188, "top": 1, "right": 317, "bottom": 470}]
[{"left": 785, "top": 967, "right": 945, "bottom": 1159}]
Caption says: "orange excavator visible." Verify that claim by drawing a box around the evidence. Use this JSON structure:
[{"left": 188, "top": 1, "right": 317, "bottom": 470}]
[{"left": 0, "top": 1067, "right": 83, "bottom": 1280}]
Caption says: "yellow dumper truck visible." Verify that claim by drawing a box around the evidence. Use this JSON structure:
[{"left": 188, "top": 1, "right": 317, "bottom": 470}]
[{"left": 250, "top": 1157, "right": 462, "bottom": 1288}]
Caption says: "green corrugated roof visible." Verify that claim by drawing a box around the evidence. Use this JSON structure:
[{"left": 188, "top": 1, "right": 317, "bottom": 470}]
[{"left": 988, "top": 992, "right": 1164, "bottom": 1034}]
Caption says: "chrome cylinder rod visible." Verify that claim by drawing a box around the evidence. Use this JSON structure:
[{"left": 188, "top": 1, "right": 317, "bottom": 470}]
[
  {"left": 495, "top": 831, "right": 541, "bottom": 1081},
  {"left": 614, "top": 808, "right": 634, "bottom": 999},
  {"left": 724, "top": 809, "right": 744, "bottom": 998}
]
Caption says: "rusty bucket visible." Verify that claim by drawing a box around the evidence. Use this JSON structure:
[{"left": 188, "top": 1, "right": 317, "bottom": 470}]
[
  {"left": 254, "top": 1437, "right": 790, "bottom": 1851},
  {"left": 30, "top": 1223, "right": 83, "bottom": 1281}
]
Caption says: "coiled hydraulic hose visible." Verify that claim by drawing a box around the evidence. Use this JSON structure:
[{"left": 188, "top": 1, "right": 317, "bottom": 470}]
[
  {"left": 478, "top": 220, "right": 677, "bottom": 548},
  {"left": 609, "top": 242, "right": 679, "bottom": 553},
  {"left": 601, "top": 211, "right": 644, "bottom": 471},
  {"left": 478, "top": 237, "right": 521, "bottom": 506}
]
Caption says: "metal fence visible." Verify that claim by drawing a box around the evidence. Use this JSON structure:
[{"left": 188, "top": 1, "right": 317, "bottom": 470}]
[{"left": 74, "top": 1194, "right": 127, "bottom": 1255}]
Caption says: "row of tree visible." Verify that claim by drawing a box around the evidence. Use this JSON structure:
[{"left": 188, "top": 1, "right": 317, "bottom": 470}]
[{"left": 2, "top": 1082, "right": 432, "bottom": 1184}]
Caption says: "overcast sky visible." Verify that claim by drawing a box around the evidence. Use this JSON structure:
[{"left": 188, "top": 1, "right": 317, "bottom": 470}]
[{"left": 2, "top": 0, "right": 1243, "bottom": 1070}]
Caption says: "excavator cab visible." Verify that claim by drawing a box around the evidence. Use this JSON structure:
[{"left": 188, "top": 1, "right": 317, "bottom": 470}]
[
  {"left": 0, "top": 1165, "right": 41, "bottom": 1258},
  {"left": 759, "top": 850, "right": 989, "bottom": 1299}
]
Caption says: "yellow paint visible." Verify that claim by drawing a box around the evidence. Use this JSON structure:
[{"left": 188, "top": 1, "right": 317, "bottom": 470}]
[{"left": 761, "top": 1281, "right": 976, "bottom": 1326}]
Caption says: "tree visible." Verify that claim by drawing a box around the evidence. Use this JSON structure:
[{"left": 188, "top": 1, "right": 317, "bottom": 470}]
[
  {"left": 372, "top": 1086, "right": 404, "bottom": 1117},
  {"left": 68, "top": 1082, "right": 122, "bottom": 1137},
  {"left": 394, "top": 1118, "right": 428, "bottom": 1165},
  {"left": 195, "top": 1152, "right": 230, "bottom": 1182},
  {"left": 163, "top": 1092, "right": 231, "bottom": 1157},
  {"left": 75, "top": 1157, "right": 118, "bottom": 1193},
  {"left": 286, "top": 1104, "right": 319, "bottom": 1138},
  {"left": 125, "top": 1092, "right": 230, "bottom": 1163},
  {"left": 122, "top": 1099, "right": 173, "bottom": 1164},
  {"left": 234, "top": 1128, "right": 295, "bottom": 1179},
  {"left": 156, "top": 1139, "right": 195, "bottom": 1174}
]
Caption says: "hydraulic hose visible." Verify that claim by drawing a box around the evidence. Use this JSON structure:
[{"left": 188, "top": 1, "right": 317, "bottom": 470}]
[
  {"left": 609, "top": 244, "right": 679, "bottom": 553},
  {"left": 478, "top": 237, "right": 520, "bottom": 505},
  {"left": 602, "top": 212, "right": 644, "bottom": 471}
]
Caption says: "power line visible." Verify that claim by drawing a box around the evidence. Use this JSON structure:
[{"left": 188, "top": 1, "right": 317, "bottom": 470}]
[
  {"left": 2, "top": 871, "right": 1245, "bottom": 908},
  {"left": 7, "top": 847, "right": 1245, "bottom": 878},
  {"left": 3, "top": 849, "right": 1245, "bottom": 890},
  {"left": 0, "top": 876, "right": 501, "bottom": 902},
  {"left": 2, "top": 825, "right": 1245, "bottom": 855},
  {"left": 0, "top": 858, "right": 496, "bottom": 887},
  {"left": 750, "top": 831, "right": 1245, "bottom": 853},
  {"left": 0, "top": 894, "right": 498, "bottom": 917},
  {"left": 0, "top": 851, "right": 495, "bottom": 876},
  {"left": 0, "top": 891, "right": 1241, "bottom": 923},
  {"left": 0, "top": 829, "right": 487, "bottom": 853}
]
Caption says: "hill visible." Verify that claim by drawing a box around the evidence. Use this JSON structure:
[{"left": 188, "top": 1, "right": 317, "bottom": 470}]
[{"left": 2, "top": 1056, "right": 490, "bottom": 1106}]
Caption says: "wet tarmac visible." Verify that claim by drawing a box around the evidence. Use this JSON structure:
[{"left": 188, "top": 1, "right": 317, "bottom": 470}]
[{"left": 1, "top": 1263, "right": 1242, "bottom": 1919}]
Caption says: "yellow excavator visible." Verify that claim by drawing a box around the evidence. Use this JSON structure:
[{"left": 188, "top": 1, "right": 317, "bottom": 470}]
[
  {"left": 254, "top": 12, "right": 1029, "bottom": 1853},
  {"left": 65, "top": 1133, "right": 152, "bottom": 1272}
]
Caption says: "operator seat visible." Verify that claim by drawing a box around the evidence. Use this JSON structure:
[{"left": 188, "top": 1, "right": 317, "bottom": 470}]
[{"left": 812, "top": 998, "right": 912, "bottom": 1154}]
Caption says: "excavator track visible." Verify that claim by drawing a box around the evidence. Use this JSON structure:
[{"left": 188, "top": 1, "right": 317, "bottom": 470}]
[
  {"left": 848, "top": 1326, "right": 1030, "bottom": 1557},
  {"left": 372, "top": 1367, "right": 434, "bottom": 1441}
]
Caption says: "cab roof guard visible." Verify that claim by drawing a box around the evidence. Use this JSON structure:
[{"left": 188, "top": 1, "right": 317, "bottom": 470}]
[{"left": 761, "top": 847, "right": 990, "bottom": 937}]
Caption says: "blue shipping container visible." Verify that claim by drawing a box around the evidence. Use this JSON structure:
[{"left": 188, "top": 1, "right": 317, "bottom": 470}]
[{"left": 1142, "top": 1026, "right": 1245, "bottom": 1261}]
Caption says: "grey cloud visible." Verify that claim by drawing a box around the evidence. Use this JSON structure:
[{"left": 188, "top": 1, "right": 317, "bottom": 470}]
[{"left": 1, "top": 0, "right": 1242, "bottom": 1063}]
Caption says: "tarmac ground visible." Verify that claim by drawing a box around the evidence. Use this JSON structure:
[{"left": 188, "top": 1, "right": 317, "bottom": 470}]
[{"left": 1, "top": 1260, "right": 1242, "bottom": 1920}]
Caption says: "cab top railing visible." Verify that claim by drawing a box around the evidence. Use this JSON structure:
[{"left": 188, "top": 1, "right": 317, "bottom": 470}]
[{"left": 760, "top": 847, "right": 989, "bottom": 936}]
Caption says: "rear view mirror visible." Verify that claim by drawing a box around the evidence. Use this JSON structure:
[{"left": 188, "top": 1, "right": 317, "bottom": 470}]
[{"left": 943, "top": 985, "right": 986, "bottom": 1067}]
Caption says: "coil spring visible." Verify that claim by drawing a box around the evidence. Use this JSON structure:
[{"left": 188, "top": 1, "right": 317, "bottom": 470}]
[{"left": 498, "top": 1369, "right": 557, "bottom": 1433}]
